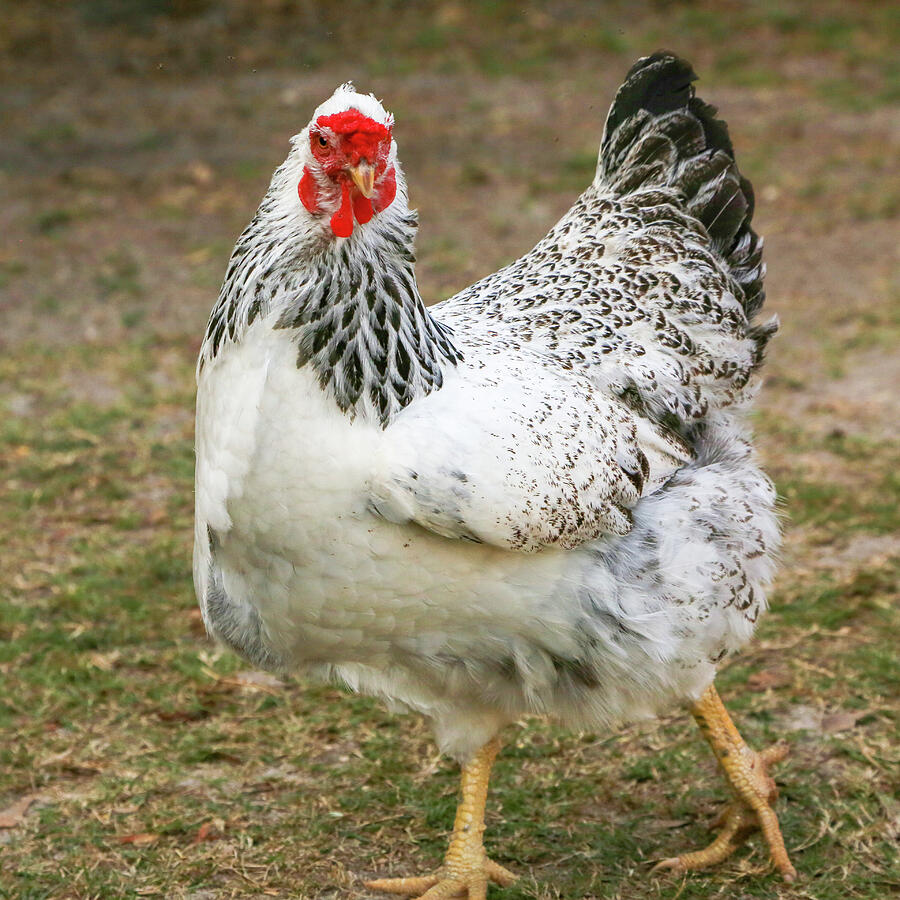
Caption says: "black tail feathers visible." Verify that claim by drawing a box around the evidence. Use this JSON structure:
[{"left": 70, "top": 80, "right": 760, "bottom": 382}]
[{"left": 600, "top": 53, "right": 767, "bottom": 323}]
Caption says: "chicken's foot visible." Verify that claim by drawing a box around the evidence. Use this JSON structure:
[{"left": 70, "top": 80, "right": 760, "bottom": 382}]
[
  {"left": 366, "top": 737, "right": 516, "bottom": 899},
  {"left": 653, "top": 684, "right": 796, "bottom": 881}
]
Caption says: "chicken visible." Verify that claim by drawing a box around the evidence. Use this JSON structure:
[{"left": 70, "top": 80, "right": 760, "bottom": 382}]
[{"left": 193, "top": 53, "right": 795, "bottom": 896}]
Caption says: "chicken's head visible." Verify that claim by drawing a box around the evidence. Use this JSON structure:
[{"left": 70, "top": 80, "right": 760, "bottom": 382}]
[{"left": 295, "top": 85, "right": 398, "bottom": 239}]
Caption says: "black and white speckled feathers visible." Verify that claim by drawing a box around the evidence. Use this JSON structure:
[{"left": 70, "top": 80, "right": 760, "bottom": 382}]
[
  {"left": 438, "top": 53, "right": 775, "bottom": 443},
  {"left": 601, "top": 53, "right": 767, "bottom": 325},
  {"left": 270, "top": 218, "right": 461, "bottom": 426},
  {"left": 199, "top": 188, "right": 460, "bottom": 427}
]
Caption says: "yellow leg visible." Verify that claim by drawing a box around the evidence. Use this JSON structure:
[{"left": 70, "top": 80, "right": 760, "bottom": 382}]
[
  {"left": 366, "top": 738, "right": 516, "bottom": 899},
  {"left": 653, "top": 684, "right": 796, "bottom": 881}
]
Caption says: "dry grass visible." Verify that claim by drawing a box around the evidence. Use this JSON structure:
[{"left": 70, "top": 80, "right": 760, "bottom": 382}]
[{"left": 1, "top": 2, "right": 898, "bottom": 898}]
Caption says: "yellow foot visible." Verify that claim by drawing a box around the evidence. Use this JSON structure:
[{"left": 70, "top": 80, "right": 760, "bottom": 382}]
[
  {"left": 653, "top": 703, "right": 796, "bottom": 883},
  {"left": 367, "top": 737, "right": 516, "bottom": 898},
  {"left": 366, "top": 858, "right": 516, "bottom": 899}
]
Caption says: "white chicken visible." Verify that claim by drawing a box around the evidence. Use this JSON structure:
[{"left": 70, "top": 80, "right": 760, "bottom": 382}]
[{"left": 194, "top": 54, "right": 795, "bottom": 897}]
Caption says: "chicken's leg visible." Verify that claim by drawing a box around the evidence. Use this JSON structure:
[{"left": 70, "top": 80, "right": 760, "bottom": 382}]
[
  {"left": 366, "top": 737, "right": 516, "bottom": 899},
  {"left": 653, "top": 684, "right": 796, "bottom": 881}
]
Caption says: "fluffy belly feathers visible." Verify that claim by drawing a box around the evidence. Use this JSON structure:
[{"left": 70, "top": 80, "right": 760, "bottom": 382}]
[
  {"left": 194, "top": 326, "right": 777, "bottom": 742},
  {"left": 195, "top": 327, "right": 574, "bottom": 666}
]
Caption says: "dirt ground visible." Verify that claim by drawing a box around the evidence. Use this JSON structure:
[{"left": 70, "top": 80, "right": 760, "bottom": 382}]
[{"left": 1, "top": 2, "right": 898, "bottom": 899}]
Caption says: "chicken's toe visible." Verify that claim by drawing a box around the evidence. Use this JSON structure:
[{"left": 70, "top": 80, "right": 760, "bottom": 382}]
[
  {"left": 365, "top": 874, "right": 442, "bottom": 895},
  {"left": 366, "top": 856, "right": 514, "bottom": 899}
]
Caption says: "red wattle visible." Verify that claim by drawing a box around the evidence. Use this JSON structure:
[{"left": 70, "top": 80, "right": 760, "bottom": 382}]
[
  {"left": 353, "top": 193, "right": 374, "bottom": 224},
  {"left": 298, "top": 167, "right": 319, "bottom": 213},
  {"left": 374, "top": 166, "right": 397, "bottom": 213},
  {"left": 330, "top": 180, "right": 354, "bottom": 238}
]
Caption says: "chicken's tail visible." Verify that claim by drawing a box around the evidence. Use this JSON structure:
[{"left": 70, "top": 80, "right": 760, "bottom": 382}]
[{"left": 597, "top": 52, "right": 767, "bottom": 326}]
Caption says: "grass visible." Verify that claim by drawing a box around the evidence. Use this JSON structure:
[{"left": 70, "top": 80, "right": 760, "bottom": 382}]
[
  {"left": 2, "top": 0, "right": 899, "bottom": 897},
  {"left": 1, "top": 300, "right": 898, "bottom": 900}
]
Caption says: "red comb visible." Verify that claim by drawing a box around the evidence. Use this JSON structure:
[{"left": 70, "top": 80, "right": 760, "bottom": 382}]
[{"left": 316, "top": 109, "right": 391, "bottom": 140}]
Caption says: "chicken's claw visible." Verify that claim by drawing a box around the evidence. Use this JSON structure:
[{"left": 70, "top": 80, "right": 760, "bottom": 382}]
[
  {"left": 367, "top": 739, "right": 516, "bottom": 898},
  {"left": 653, "top": 686, "right": 796, "bottom": 881},
  {"left": 366, "top": 858, "right": 515, "bottom": 898}
]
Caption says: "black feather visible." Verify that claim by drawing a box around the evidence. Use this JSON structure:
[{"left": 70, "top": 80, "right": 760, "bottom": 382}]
[{"left": 600, "top": 51, "right": 770, "bottom": 359}]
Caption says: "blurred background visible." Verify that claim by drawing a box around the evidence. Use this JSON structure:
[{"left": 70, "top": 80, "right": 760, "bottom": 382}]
[{"left": 1, "top": 2, "right": 897, "bottom": 898}]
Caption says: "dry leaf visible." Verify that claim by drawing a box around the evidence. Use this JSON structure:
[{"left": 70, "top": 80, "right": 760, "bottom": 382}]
[
  {"left": 145, "top": 507, "right": 167, "bottom": 525},
  {"left": 747, "top": 669, "right": 790, "bottom": 691},
  {"left": 117, "top": 832, "right": 159, "bottom": 846},
  {"left": 191, "top": 820, "right": 223, "bottom": 844},
  {"left": 113, "top": 803, "right": 143, "bottom": 815},
  {"left": 231, "top": 670, "right": 285, "bottom": 690},
  {"left": 781, "top": 705, "right": 823, "bottom": 732},
  {"left": 188, "top": 161, "right": 214, "bottom": 186},
  {"left": 88, "top": 650, "right": 122, "bottom": 671},
  {"left": 0, "top": 795, "right": 35, "bottom": 828},
  {"left": 821, "top": 710, "right": 866, "bottom": 733},
  {"left": 203, "top": 669, "right": 286, "bottom": 695},
  {"left": 188, "top": 607, "right": 206, "bottom": 637},
  {"left": 781, "top": 705, "right": 869, "bottom": 734}
]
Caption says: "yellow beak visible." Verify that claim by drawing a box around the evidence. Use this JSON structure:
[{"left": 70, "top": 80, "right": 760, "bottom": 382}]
[{"left": 349, "top": 161, "right": 376, "bottom": 198}]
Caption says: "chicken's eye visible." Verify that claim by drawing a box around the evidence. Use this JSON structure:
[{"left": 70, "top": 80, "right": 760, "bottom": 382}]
[{"left": 317, "top": 135, "right": 328, "bottom": 149}]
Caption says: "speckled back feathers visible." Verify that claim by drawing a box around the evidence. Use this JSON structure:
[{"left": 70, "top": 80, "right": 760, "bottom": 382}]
[{"left": 438, "top": 53, "right": 775, "bottom": 442}]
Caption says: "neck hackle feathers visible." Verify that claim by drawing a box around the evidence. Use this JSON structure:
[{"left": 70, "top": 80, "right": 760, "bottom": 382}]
[{"left": 200, "top": 87, "right": 460, "bottom": 426}]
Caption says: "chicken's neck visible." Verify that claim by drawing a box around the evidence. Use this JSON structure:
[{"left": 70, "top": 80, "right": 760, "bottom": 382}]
[{"left": 202, "top": 203, "right": 461, "bottom": 428}]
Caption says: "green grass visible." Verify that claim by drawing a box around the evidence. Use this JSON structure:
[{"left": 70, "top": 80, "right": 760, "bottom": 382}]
[
  {"left": 1, "top": 334, "right": 898, "bottom": 899},
  {"left": 2, "top": 1, "right": 899, "bottom": 896}
]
